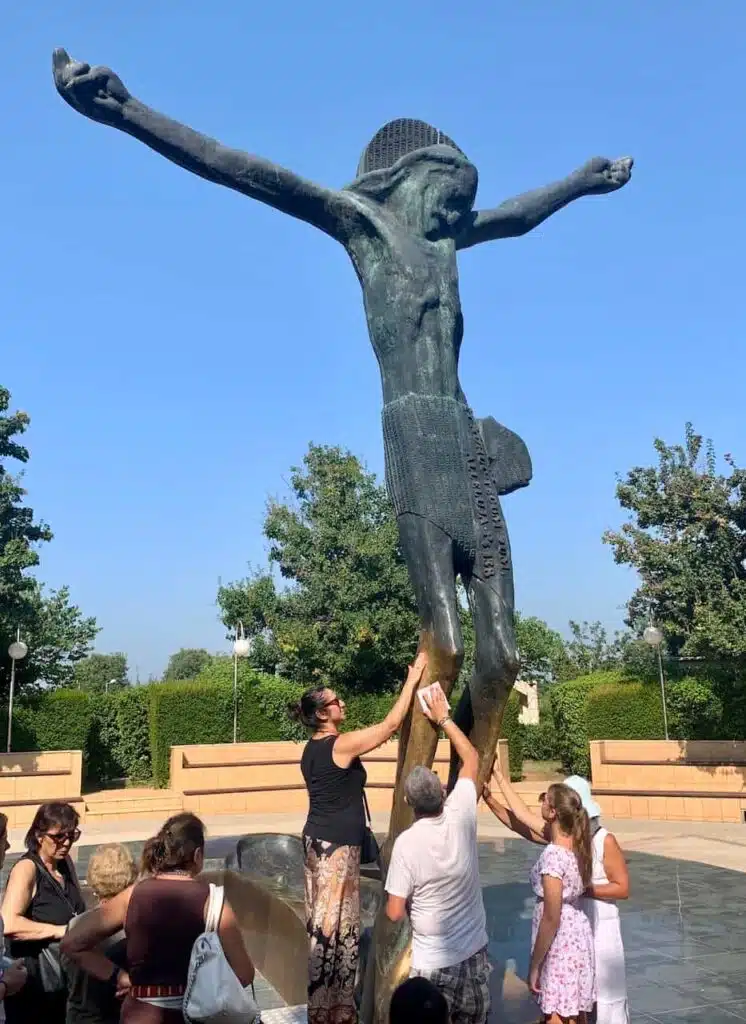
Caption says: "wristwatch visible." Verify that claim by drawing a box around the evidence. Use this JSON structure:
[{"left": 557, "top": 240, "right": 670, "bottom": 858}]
[
  {"left": 438, "top": 716, "right": 451, "bottom": 728},
  {"left": 109, "top": 965, "right": 120, "bottom": 988}
]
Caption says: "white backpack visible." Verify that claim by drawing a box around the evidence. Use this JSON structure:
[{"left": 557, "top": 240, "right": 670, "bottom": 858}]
[{"left": 183, "top": 882, "right": 261, "bottom": 1024}]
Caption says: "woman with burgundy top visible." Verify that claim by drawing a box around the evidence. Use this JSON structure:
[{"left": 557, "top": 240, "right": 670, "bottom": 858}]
[
  {"left": 60, "top": 813, "right": 254, "bottom": 1023},
  {"left": 290, "top": 647, "right": 427, "bottom": 1024}
]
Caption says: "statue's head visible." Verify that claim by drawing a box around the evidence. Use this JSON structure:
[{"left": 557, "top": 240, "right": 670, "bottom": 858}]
[{"left": 347, "top": 118, "right": 477, "bottom": 238}]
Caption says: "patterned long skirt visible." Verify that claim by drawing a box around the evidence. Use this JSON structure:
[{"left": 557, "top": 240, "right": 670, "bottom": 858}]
[{"left": 303, "top": 835, "right": 361, "bottom": 1024}]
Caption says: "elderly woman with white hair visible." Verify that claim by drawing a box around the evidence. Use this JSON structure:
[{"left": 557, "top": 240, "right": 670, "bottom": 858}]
[
  {"left": 62, "top": 843, "right": 137, "bottom": 1024},
  {"left": 483, "top": 767, "right": 629, "bottom": 1024}
]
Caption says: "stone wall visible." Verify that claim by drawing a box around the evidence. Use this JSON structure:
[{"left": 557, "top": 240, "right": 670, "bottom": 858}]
[
  {"left": 0, "top": 750, "right": 83, "bottom": 827},
  {"left": 590, "top": 739, "right": 746, "bottom": 822}
]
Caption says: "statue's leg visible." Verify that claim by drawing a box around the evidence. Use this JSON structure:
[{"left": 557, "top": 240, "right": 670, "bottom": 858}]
[
  {"left": 361, "top": 513, "right": 462, "bottom": 1024},
  {"left": 388, "top": 512, "right": 464, "bottom": 843},
  {"left": 448, "top": 570, "right": 519, "bottom": 793}
]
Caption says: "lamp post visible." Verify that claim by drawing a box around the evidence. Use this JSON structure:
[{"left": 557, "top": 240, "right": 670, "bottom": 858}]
[
  {"left": 643, "top": 624, "right": 669, "bottom": 741},
  {"left": 233, "top": 622, "right": 252, "bottom": 743},
  {"left": 7, "top": 631, "right": 28, "bottom": 753}
]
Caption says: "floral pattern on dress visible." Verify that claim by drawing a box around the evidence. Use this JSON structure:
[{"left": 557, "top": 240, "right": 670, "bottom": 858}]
[
  {"left": 304, "top": 836, "right": 360, "bottom": 1024},
  {"left": 529, "top": 843, "right": 596, "bottom": 1018}
]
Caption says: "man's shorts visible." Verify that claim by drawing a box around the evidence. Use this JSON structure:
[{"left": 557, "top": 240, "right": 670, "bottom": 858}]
[{"left": 411, "top": 947, "right": 492, "bottom": 1024}]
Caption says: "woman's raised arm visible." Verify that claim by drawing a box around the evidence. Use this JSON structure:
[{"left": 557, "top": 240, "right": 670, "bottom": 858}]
[
  {"left": 333, "top": 652, "right": 427, "bottom": 765},
  {"left": 490, "top": 763, "right": 550, "bottom": 841}
]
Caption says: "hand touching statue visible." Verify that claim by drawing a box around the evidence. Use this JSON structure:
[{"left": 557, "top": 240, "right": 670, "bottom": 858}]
[
  {"left": 53, "top": 48, "right": 130, "bottom": 126},
  {"left": 420, "top": 683, "right": 450, "bottom": 727}
]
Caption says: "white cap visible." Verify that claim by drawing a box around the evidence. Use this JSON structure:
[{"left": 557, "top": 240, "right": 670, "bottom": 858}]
[{"left": 564, "top": 775, "right": 601, "bottom": 818}]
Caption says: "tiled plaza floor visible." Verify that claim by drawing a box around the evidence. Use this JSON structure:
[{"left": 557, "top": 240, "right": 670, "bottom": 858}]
[{"left": 480, "top": 836, "right": 746, "bottom": 1022}]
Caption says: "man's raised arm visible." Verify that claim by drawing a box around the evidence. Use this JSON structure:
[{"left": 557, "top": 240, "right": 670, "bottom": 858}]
[
  {"left": 52, "top": 49, "right": 354, "bottom": 242},
  {"left": 456, "top": 156, "right": 633, "bottom": 250},
  {"left": 421, "top": 685, "right": 478, "bottom": 784}
]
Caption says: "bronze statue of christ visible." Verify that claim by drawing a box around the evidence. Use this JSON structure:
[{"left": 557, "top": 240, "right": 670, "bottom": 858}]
[{"left": 53, "top": 46, "right": 632, "bottom": 1020}]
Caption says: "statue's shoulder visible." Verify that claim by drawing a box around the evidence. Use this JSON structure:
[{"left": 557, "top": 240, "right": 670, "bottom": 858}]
[
  {"left": 339, "top": 191, "right": 405, "bottom": 262},
  {"left": 341, "top": 190, "right": 389, "bottom": 231}
]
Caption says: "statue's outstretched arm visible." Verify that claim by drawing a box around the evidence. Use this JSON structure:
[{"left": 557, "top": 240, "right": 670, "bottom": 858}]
[
  {"left": 52, "top": 49, "right": 353, "bottom": 241},
  {"left": 456, "top": 156, "right": 632, "bottom": 251}
]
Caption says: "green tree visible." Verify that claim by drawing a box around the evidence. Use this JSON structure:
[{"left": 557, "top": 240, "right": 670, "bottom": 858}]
[
  {"left": 163, "top": 648, "right": 212, "bottom": 681},
  {"left": 603, "top": 423, "right": 746, "bottom": 657},
  {"left": 72, "top": 652, "right": 129, "bottom": 693},
  {"left": 1, "top": 386, "right": 98, "bottom": 694},
  {"left": 1, "top": 385, "right": 51, "bottom": 653},
  {"left": 565, "top": 620, "right": 627, "bottom": 676},
  {"left": 516, "top": 614, "right": 574, "bottom": 684},
  {"left": 218, "top": 444, "right": 419, "bottom": 693}
]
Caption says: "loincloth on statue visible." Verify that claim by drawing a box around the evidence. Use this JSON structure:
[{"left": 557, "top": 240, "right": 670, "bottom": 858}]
[{"left": 382, "top": 394, "right": 529, "bottom": 579}]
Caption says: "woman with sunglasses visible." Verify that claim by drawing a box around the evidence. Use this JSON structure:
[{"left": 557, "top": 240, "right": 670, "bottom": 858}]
[
  {"left": 1, "top": 802, "right": 85, "bottom": 1023},
  {"left": 289, "top": 648, "right": 428, "bottom": 1024}
]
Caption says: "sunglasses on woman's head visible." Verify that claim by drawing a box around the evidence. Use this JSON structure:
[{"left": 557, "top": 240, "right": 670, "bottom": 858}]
[
  {"left": 44, "top": 829, "right": 81, "bottom": 845},
  {"left": 323, "top": 697, "right": 342, "bottom": 709}
]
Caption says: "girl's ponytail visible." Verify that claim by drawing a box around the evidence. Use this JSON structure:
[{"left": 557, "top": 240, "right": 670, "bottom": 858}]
[{"left": 547, "top": 782, "right": 593, "bottom": 888}]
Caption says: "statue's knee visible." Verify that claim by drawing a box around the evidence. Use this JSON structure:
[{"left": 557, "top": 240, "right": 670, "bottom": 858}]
[
  {"left": 504, "top": 645, "right": 520, "bottom": 681},
  {"left": 475, "top": 639, "right": 518, "bottom": 686},
  {"left": 429, "top": 637, "right": 464, "bottom": 683}
]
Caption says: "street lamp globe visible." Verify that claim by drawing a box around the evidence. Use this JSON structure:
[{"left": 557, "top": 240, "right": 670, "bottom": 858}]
[
  {"left": 8, "top": 640, "right": 28, "bottom": 661},
  {"left": 234, "top": 636, "right": 252, "bottom": 658},
  {"left": 643, "top": 626, "right": 663, "bottom": 647}
]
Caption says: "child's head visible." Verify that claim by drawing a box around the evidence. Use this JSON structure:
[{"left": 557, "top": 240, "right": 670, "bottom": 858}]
[{"left": 390, "top": 977, "right": 449, "bottom": 1024}]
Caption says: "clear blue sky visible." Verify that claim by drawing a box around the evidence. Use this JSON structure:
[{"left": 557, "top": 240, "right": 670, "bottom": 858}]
[{"left": 4, "top": 3, "right": 744, "bottom": 679}]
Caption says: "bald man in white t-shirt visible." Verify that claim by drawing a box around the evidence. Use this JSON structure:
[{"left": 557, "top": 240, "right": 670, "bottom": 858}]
[{"left": 385, "top": 687, "right": 491, "bottom": 1024}]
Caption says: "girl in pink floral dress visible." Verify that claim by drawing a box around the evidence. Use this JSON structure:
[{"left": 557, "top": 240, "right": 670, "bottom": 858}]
[{"left": 528, "top": 784, "right": 595, "bottom": 1023}]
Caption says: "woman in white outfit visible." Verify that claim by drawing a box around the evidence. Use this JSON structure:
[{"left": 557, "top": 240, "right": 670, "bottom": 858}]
[{"left": 483, "top": 767, "right": 630, "bottom": 1024}]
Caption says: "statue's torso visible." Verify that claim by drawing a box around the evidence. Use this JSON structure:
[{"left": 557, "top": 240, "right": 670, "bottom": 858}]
[{"left": 346, "top": 210, "right": 464, "bottom": 407}]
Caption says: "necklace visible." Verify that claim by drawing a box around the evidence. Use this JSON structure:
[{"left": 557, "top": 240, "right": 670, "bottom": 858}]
[{"left": 157, "top": 869, "right": 193, "bottom": 878}]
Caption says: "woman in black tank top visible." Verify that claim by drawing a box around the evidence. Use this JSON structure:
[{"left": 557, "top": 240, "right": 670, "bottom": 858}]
[
  {"left": 289, "top": 648, "right": 427, "bottom": 1024},
  {"left": 1, "top": 802, "right": 86, "bottom": 1024}
]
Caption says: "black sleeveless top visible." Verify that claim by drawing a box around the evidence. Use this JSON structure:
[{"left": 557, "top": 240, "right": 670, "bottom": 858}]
[
  {"left": 301, "top": 736, "right": 367, "bottom": 846},
  {"left": 8, "top": 851, "right": 86, "bottom": 960}
]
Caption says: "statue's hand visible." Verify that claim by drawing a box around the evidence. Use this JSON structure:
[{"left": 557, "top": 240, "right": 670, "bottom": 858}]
[
  {"left": 53, "top": 48, "right": 131, "bottom": 125},
  {"left": 576, "top": 156, "right": 633, "bottom": 196}
]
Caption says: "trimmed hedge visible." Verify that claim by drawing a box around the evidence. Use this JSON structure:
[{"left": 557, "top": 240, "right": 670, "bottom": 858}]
[
  {"left": 86, "top": 689, "right": 153, "bottom": 784},
  {"left": 149, "top": 683, "right": 238, "bottom": 787},
  {"left": 548, "top": 676, "right": 598, "bottom": 776},
  {"left": 115, "top": 688, "right": 153, "bottom": 783},
  {"left": 86, "top": 695, "right": 124, "bottom": 782},
  {"left": 585, "top": 682, "right": 665, "bottom": 742},
  {"left": 6, "top": 673, "right": 525, "bottom": 788},
  {"left": 9, "top": 690, "right": 93, "bottom": 755},
  {"left": 549, "top": 670, "right": 733, "bottom": 775},
  {"left": 522, "top": 717, "right": 560, "bottom": 763}
]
